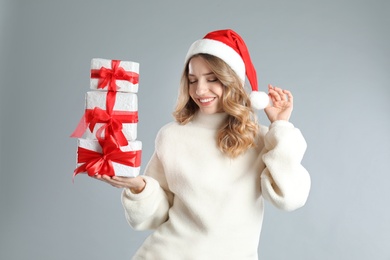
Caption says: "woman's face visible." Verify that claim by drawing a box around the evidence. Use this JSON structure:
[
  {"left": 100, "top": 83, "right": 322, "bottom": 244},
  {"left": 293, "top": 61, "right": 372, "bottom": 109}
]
[{"left": 188, "top": 56, "right": 224, "bottom": 114}]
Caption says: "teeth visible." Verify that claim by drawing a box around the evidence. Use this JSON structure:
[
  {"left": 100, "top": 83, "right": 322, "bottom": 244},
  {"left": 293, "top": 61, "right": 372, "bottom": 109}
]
[{"left": 199, "top": 98, "right": 214, "bottom": 103}]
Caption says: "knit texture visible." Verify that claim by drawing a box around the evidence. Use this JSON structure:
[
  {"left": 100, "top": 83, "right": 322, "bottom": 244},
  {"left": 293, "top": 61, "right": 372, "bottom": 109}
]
[{"left": 121, "top": 112, "right": 311, "bottom": 260}]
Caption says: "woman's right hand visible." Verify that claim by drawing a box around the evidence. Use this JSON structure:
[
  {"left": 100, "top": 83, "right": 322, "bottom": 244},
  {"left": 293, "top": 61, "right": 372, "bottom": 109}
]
[{"left": 93, "top": 175, "right": 146, "bottom": 194}]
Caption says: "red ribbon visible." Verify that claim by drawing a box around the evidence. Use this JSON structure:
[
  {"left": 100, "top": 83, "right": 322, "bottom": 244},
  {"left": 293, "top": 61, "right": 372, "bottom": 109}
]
[
  {"left": 70, "top": 106, "right": 138, "bottom": 147},
  {"left": 90, "top": 60, "right": 139, "bottom": 91},
  {"left": 74, "top": 137, "right": 141, "bottom": 178},
  {"left": 71, "top": 60, "right": 139, "bottom": 147}
]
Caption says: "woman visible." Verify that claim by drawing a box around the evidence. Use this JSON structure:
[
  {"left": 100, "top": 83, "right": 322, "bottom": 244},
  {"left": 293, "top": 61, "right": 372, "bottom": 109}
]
[{"left": 96, "top": 29, "right": 311, "bottom": 260}]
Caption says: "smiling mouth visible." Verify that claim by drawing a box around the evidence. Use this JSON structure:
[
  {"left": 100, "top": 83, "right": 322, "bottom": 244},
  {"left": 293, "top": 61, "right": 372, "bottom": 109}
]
[{"left": 199, "top": 97, "right": 215, "bottom": 103}]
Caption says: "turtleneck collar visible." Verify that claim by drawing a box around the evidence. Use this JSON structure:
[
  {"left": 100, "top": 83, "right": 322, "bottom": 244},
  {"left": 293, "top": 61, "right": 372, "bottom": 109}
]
[{"left": 190, "top": 112, "right": 229, "bottom": 129}]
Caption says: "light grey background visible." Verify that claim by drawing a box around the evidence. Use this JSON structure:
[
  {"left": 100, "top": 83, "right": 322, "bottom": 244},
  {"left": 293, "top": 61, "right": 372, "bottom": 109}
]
[{"left": 1, "top": 0, "right": 389, "bottom": 259}]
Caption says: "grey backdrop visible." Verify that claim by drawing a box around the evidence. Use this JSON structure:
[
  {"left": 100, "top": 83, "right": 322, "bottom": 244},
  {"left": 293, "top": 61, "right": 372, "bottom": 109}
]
[{"left": 1, "top": 0, "right": 389, "bottom": 259}]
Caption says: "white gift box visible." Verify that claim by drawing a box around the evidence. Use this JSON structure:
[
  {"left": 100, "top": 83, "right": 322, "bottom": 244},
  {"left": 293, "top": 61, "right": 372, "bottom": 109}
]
[
  {"left": 77, "top": 138, "right": 142, "bottom": 177},
  {"left": 84, "top": 91, "right": 138, "bottom": 141},
  {"left": 90, "top": 58, "right": 139, "bottom": 93}
]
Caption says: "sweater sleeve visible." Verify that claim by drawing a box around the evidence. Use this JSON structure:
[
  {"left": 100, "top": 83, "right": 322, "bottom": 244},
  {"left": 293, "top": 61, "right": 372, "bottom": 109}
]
[
  {"left": 260, "top": 120, "right": 311, "bottom": 211},
  {"left": 121, "top": 150, "right": 173, "bottom": 230}
]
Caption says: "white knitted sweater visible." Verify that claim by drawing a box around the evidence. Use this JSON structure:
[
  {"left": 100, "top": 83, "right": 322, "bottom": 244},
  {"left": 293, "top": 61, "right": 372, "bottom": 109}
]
[{"left": 121, "top": 112, "right": 311, "bottom": 260}]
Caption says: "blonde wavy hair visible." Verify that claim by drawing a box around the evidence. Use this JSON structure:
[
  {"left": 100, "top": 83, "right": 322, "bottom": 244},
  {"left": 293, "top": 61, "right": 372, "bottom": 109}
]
[{"left": 173, "top": 54, "right": 259, "bottom": 158}]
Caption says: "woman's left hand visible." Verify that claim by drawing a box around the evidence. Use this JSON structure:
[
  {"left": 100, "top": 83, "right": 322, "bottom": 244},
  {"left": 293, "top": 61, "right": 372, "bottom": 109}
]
[{"left": 264, "top": 84, "right": 293, "bottom": 123}]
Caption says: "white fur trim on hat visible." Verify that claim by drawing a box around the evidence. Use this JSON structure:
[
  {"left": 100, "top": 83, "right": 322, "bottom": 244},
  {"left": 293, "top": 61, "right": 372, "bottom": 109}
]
[{"left": 185, "top": 39, "right": 246, "bottom": 81}]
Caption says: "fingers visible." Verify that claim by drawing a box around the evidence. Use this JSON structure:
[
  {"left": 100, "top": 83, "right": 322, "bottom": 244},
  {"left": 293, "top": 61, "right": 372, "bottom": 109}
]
[
  {"left": 268, "top": 84, "right": 293, "bottom": 102},
  {"left": 93, "top": 174, "right": 145, "bottom": 191},
  {"left": 284, "top": 89, "right": 293, "bottom": 104},
  {"left": 93, "top": 174, "right": 128, "bottom": 188}
]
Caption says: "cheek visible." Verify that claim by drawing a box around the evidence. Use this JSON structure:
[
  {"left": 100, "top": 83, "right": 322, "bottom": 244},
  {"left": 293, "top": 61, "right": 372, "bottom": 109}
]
[
  {"left": 188, "top": 86, "right": 196, "bottom": 98},
  {"left": 188, "top": 86, "right": 198, "bottom": 104},
  {"left": 213, "top": 84, "right": 224, "bottom": 97}
]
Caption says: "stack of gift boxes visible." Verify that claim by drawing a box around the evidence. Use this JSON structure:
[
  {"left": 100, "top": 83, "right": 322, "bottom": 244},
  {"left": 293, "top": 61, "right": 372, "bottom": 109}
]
[{"left": 71, "top": 58, "right": 142, "bottom": 179}]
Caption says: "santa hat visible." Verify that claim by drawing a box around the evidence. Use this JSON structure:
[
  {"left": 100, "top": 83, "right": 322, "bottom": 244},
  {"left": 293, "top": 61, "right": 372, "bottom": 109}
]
[{"left": 185, "top": 29, "right": 269, "bottom": 110}]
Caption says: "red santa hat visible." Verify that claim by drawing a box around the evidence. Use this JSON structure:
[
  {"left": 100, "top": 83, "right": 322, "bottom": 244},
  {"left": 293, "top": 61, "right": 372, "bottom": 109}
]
[{"left": 185, "top": 29, "right": 269, "bottom": 110}]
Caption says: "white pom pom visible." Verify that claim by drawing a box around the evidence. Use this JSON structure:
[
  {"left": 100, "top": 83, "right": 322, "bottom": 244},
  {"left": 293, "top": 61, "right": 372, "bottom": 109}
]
[{"left": 250, "top": 91, "right": 269, "bottom": 110}]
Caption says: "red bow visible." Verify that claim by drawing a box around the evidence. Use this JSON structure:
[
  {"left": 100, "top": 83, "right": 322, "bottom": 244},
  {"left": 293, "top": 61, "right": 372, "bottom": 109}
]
[
  {"left": 70, "top": 107, "right": 138, "bottom": 146},
  {"left": 91, "top": 60, "right": 139, "bottom": 91},
  {"left": 89, "top": 107, "right": 138, "bottom": 146},
  {"left": 74, "top": 137, "right": 141, "bottom": 178},
  {"left": 70, "top": 90, "right": 138, "bottom": 146}
]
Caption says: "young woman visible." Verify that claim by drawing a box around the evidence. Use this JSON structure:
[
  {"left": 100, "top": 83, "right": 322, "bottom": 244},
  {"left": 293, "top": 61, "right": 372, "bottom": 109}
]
[{"left": 95, "top": 29, "right": 311, "bottom": 260}]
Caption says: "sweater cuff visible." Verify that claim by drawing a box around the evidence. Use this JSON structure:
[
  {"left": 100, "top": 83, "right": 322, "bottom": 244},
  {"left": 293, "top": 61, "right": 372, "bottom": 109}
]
[
  {"left": 122, "top": 176, "right": 158, "bottom": 201},
  {"left": 269, "top": 120, "right": 294, "bottom": 129}
]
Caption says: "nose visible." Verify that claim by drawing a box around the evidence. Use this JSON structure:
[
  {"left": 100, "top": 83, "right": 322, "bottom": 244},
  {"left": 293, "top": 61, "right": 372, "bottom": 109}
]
[{"left": 195, "top": 80, "right": 208, "bottom": 96}]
